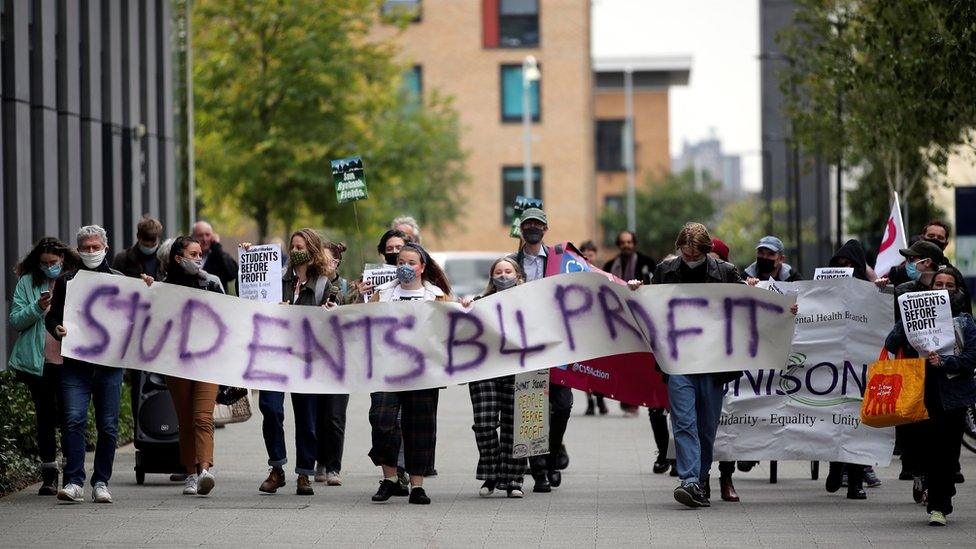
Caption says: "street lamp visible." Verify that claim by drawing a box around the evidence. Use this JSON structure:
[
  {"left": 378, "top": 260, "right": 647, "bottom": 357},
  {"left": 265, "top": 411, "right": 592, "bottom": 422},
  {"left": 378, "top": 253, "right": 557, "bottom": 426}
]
[{"left": 522, "top": 55, "right": 540, "bottom": 198}]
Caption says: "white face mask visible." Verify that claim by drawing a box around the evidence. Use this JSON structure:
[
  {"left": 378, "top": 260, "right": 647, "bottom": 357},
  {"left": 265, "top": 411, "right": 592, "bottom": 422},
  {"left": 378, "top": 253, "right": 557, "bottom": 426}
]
[{"left": 79, "top": 249, "right": 106, "bottom": 269}]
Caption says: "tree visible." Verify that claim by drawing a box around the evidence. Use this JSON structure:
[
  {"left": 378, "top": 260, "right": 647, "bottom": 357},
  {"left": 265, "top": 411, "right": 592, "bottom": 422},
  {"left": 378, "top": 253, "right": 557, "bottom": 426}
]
[
  {"left": 780, "top": 1, "right": 976, "bottom": 230},
  {"left": 601, "top": 170, "right": 716, "bottom": 261},
  {"left": 714, "top": 196, "right": 816, "bottom": 271},
  {"left": 193, "top": 0, "right": 467, "bottom": 242}
]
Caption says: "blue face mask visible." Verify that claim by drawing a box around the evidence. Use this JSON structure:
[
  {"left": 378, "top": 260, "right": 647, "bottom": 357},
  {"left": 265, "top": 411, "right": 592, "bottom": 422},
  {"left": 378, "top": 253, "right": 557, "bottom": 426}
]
[
  {"left": 906, "top": 260, "right": 921, "bottom": 281},
  {"left": 396, "top": 264, "right": 417, "bottom": 285},
  {"left": 41, "top": 263, "right": 62, "bottom": 279},
  {"left": 138, "top": 243, "right": 159, "bottom": 256}
]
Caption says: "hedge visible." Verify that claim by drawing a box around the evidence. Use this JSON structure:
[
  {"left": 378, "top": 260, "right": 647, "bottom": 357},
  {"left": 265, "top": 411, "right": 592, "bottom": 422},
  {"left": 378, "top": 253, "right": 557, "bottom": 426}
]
[{"left": 0, "top": 370, "right": 133, "bottom": 496}]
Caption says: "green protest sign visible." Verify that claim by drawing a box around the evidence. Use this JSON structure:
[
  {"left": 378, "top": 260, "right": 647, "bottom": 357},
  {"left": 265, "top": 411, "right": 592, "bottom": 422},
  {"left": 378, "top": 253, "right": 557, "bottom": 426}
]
[
  {"left": 509, "top": 195, "right": 543, "bottom": 238},
  {"left": 331, "top": 156, "right": 368, "bottom": 204}
]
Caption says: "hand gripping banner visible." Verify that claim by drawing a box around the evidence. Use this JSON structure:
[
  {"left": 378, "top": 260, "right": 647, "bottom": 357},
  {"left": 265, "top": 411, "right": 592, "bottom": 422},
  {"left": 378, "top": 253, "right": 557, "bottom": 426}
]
[{"left": 61, "top": 270, "right": 796, "bottom": 394}]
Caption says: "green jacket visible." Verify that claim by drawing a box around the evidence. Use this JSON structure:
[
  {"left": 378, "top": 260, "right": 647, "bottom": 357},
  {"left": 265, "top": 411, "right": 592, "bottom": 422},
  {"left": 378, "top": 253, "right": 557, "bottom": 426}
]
[{"left": 7, "top": 274, "right": 49, "bottom": 376}]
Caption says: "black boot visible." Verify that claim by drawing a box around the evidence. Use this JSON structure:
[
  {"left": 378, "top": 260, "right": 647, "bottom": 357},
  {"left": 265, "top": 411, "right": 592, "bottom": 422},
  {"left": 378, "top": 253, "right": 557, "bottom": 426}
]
[
  {"left": 825, "top": 462, "right": 843, "bottom": 493},
  {"left": 38, "top": 467, "right": 58, "bottom": 496}
]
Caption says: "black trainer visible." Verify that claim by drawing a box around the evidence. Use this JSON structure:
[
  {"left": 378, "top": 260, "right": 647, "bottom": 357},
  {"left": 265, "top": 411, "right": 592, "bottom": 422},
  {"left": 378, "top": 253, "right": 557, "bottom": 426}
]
[
  {"left": 548, "top": 470, "right": 562, "bottom": 488},
  {"left": 673, "top": 482, "right": 709, "bottom": 508},
  {"left": 409, "top": 486, "right": 431, "bottom": 505},
  {"left": 372, "top": 479, "right": 398, "bottom": 502},
  {"left": 532, "top": 472, "right": 551, "bottom": 493},
  {"left": 652, "top": 458, "right": 670, "bottom": 474}
]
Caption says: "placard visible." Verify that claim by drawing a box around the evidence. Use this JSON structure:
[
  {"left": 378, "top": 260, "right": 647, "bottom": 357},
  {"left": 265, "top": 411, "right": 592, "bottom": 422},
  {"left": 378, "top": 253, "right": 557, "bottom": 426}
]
[
  {"left": 238, "top": 244, "right": 282, "bottom": 303},
  {"left": 512, "top": 369, "right": 549, "bottom": 458},
  {"left": 898, "top": 289, "right": 954, "bottom": 355}
]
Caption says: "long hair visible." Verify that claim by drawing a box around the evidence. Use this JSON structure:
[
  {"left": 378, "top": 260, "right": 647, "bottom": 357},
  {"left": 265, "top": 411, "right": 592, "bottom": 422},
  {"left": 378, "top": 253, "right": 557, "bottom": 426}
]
[
  {"left": 675, "top": 222, "right": 713, "bottom": 254},
  {"left": 399, "top": 242, "right": 452, "bottom": 296},
  {"left": 15, "top": 237, "right": 79, "bottom": 286},
  {"left": 288, "top": 228, "right": 331, "bottom": 280},
  {"left": 481, "top": 257, "right": 524, "bottom": 297}
]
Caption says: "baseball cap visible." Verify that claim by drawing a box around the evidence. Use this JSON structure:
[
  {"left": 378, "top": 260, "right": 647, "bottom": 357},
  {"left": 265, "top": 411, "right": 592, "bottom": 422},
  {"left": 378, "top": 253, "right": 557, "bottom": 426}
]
[
  {"left": 899, "top": 240, "right": 945, "bottom": 264},
  {"left": 520, "top": 207, "right": 548, "bottom": 226},
  {"left": 756, "top": 235, "right": 785, "bottom": 254}
]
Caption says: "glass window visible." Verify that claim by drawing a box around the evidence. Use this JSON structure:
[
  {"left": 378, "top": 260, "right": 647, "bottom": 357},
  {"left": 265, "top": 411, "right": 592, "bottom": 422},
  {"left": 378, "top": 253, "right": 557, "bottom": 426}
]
[
  {"left": 403, "top": 65, "right": 422, "bottom": 99},
  {"left": 502, "top": 167, "right": 542, "bottom": 224},
  {"left": 381, "top": 0, "right": 421, "bottom": 22},
  {"left": 596, "top": 120, "right": 626, "bottom": 172},
  {"left": 500, "top": 65, "right": 539, "bottom": 122},
  {"left": 499, "top": 0, "right": 539, "bottom": 48}
]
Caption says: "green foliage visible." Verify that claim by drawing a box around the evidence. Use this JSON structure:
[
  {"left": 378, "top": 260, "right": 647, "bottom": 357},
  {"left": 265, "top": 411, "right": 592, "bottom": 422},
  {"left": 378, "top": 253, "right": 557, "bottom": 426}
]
[
  {"left": 0, "top": 371, "right": 133, "bottom": 496},
  {"left": 713, "top": 197, "right": 813, "bottom": 270},
  {"left": 780, "top": 0, "right": 976, "bottom": 228},
  {"left": 193, "top": 0, "right": 467, "bottom": 242},
  {"left": 601, "top": 170, "right": 717, "bottom": 261}
]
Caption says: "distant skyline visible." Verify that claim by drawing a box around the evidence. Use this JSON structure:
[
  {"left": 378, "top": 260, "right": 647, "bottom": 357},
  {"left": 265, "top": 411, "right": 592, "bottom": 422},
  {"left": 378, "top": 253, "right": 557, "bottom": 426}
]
[{"left": 592, "top": 0, "right": 761, "bottom": 191}]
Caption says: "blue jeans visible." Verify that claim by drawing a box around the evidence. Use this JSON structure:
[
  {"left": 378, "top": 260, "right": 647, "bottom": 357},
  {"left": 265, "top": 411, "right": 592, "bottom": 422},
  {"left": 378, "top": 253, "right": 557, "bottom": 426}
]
[
  {"left": 258, "top": 391, "right": 317, "bottom": 475},
  {"left": 667, "top": 373, "right": 725, "bottom": 486},
  {"left": 60, "top": 360, "right": 123, "bottom": 487}
]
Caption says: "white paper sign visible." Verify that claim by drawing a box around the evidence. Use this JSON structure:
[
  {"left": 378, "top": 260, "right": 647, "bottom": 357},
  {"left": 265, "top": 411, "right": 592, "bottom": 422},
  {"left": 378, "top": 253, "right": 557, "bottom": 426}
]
[
  {"left": 61, "top": 271, "right": 796, "bottom": 393},
  {"left": 813, "top": 267, "right": 854, "bottom": 280},
  {"left": 715, "top": 278, "right": 896, "bottom": 466},
  {"left": 361, "top": 263, "right": 397, "bottom": 302},
  {"left": 898, "top": 289, "right": 954, "bottom": 355},
  {"left": 238, "top": 244, "right": 282, "bottom": 303},
  {"left": 513, "top": 370, "right": 549, "bottom": 458}
]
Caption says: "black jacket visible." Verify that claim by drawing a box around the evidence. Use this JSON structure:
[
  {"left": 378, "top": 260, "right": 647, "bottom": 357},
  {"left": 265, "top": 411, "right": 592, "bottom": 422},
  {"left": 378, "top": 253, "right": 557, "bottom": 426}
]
[
  {"left": 603, "top": 252, "right": 656, "bottom": 284},
  {"left": 203, "top": 242, "right": 239, "bottom": 295},
  {"left": 652, "top": 255, "right": 743, "bottom": 285},
  {"left": 828, "top": 239, "right": 869, "bottom": 281},
  {"left": 111, "top": 244, "right": 161, "bottom": 279},
  {"left": 282, "top": 271, "right": 350, "bottom": 307},
  {"left": 46, "top": 260, "right": 122, "bottom": 342}
]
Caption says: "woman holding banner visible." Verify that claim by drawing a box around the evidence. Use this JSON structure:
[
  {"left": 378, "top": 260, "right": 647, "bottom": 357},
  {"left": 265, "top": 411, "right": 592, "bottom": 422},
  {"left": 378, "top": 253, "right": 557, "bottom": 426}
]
[
  {"left": 463, "top": 257, "right": 529, "bottom": 498},
  {"left": 368, "top": 243, "right": 452, "bottom": 505},
  {"left": 885, "top": 265, "right": 976, "bottom": 527},
  {"left": 161, "top": 236, "right": 225, "bottom": 497}
]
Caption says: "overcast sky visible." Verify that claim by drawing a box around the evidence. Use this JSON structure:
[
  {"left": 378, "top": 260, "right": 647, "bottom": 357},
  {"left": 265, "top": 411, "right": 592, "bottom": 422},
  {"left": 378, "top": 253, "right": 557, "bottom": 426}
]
[{"left": 592, "top": 0, "right": 762, "bottom": 191}]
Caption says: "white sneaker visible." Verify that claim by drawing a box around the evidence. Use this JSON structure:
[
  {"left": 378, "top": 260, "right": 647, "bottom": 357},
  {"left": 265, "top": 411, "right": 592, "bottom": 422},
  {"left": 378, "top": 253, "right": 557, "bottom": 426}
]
[
  {"left": 183, "top": 474, "right": 198, "bottom": 495},
  {"left": 92, "top": 482, "right": 113, "bottom": 503},
  {"left": 57, "top": 483, "right": 84, "bottom": 503},
  {"left": 326, "top": 471, "right": 342, "bottom": 486},
  {"left": 196, "top": 469, "right": 215, "bottom": 496}
]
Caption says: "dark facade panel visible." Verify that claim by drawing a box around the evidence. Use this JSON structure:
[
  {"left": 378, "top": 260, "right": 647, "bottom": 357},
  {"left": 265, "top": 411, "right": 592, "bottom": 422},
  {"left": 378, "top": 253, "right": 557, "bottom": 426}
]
[{"left": 57, "top": 0, "right": 83, "bottom": 237}]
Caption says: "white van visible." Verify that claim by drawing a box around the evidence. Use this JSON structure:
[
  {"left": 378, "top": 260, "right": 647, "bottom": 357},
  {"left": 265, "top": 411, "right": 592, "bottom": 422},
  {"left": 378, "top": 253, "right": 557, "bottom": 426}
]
[{"left": 429, "top": 251, "right": 510, "bottom": 299}]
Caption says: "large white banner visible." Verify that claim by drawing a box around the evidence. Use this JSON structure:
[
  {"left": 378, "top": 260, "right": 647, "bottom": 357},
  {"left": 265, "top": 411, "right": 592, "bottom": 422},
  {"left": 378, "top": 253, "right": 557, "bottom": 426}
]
[
  {"left": 714, "top": 278, "right": 896, "bottom": 466},
  {"left": 61, "top": 271, "right": 796, "bottom": 393}
]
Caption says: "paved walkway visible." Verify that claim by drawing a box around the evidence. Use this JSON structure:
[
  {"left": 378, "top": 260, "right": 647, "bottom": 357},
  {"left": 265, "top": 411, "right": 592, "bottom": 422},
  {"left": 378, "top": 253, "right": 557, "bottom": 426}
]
[{"left": 2, "top": 385, "right": 976, "bottom": 547}]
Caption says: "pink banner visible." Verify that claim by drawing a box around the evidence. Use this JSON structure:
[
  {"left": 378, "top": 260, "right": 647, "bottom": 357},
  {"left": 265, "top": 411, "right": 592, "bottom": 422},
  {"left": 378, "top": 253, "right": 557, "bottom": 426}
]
[{"left": 544, "top": 243, "right": 669, "bottom": 408}]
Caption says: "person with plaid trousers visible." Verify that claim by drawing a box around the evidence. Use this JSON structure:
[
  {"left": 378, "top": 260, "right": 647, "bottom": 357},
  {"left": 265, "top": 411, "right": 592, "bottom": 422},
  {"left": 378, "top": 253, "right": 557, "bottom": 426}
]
[
  {"left": 368, "top": 243, "right": 454, "bottom": 505},
  {"left": 463, "top": 257, "right": 529, "bottom": 498}
]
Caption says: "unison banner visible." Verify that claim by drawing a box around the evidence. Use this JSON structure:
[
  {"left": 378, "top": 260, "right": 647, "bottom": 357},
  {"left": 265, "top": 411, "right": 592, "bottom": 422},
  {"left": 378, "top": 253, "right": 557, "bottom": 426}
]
[
  {"left": 61, "top": 270, "right": 796, "bottom": 393},
  {"left": 714, "top": 278, "right": 896, "bottom": 466}
]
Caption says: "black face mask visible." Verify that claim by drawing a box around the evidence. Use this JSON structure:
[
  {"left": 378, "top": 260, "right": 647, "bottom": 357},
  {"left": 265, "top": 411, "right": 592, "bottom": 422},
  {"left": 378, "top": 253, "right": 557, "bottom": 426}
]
[
  {"left": 756, "top": 257, "right": 776, "bottom": 276},
  {"left": 522, "top": 228, "right": 544, "bottom": 245},
  {"left": 384, "top": 252, "right": 399, "bottom": 266},
  {"left": 924, "top": 237, "right": 948, "bottom": 251}
]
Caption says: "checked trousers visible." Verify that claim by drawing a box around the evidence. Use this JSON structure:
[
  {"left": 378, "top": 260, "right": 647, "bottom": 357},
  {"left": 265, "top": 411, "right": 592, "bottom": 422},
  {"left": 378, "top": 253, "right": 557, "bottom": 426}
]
[{"left": 469, "top": 375, "right": 526, "bottom": 487}]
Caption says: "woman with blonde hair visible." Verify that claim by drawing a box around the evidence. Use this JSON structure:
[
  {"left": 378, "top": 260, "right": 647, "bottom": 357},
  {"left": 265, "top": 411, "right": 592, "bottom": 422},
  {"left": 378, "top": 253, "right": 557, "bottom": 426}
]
[{"left": 465, "top": 256, "right": 530, "bottom": 498}]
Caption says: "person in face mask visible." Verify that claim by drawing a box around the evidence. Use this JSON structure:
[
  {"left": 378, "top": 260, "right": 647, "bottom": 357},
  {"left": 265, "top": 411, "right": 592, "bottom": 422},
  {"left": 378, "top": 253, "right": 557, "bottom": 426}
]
[
  {"left": 149, "top": 236, "right": 223, "bottom": 498},
  {"left": 460, "top": 257, "right": 530, "bottom": 498},
  {"left": 650, "top": 223, "right": 747, "bottom": 509},
  {"left": 886, "top": 265, "right": 976, "bottom": 527},
  {"left": 112, "top": 215, "right": 163, "bottom": 280},
  {"left": 354, "top": 229, "right": 408, "bottom": 299},
  {"left": 368, "top": 243, "right": 452, "bottom": 505},
  {"left": 8, "top": 237, "right": 79, "bottom": 496},
  {"left": 744, "top": 236, "right": 802, "bottom": 284},
  {"left": 877, "top": 221, "right": 953, "bottom": 289},
  {"left": 44, "top": 225, "right": 127, "bottom": 504}
]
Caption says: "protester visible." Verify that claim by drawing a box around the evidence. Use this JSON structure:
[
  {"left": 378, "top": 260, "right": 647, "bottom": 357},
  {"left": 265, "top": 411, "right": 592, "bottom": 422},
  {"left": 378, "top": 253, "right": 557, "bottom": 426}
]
[
  {"left": 191, "top": 221, "right": 239, "bottom": 293},
  {"left": 250, "top": 229, "right": 340, "bottom": 496},
  {"left": 508, "top": 207, "right": 574, "bottom": 493},
  {"left": 464, "top": 257, "right": 529, "bottom": 498},
  {"left": 355, "top": 229, "right": 408, "bottom": 299},
  {"left": 650, "top": 223, "right": 745, "bottom": 508},
  {"left": 744, "top": 235, "right": 802, "bottom": 283},
  {"left": 603, "top": 230, "right": 655, "bottom": 284},
  {"left": 823, "top": 239, "right": 873, "bottom": 499},
  {"left": 46, "top": 226, "right": 125, "bottom": 504},
  {"left": 579, "top": 243, "right": 608, "bottom": 416},
  {"left": 888, "top": 240, "right": 945, "bottom": 501},
  {"left": 877, "top": 220, "right": 955, "bottom": 291},
  {"left": 579, "top": 240, "right": 599, "bottom": 265},
  {"left": 885, "top": 265, "right": 976, "bottom": 526},
  {"left": 391, "top": 216, "right": 422, "bottom": 244},
  {"left": 368, "top": 243, "right": 451, "bottom": 504},
  {"left": 315, "top": 240, "right": 352, "bottom": 486},
  {"left": 155, "top": 236, "right": 224, "bottom": 497},
  {"left": 112, "top": 215, "right": 163, "bottom": 279},
  {"left": 7, "top": 238, "right": 78, "bottom": 496}
]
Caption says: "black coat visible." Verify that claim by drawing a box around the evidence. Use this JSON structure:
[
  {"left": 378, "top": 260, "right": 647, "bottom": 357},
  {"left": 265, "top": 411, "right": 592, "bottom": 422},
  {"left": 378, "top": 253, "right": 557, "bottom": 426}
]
[
  {"left": 828, "top": 239, "right": 869, "bottom": 281},
  {"left": 111, "top": 244, "right": 161, "bottom": 279},
  {"left": 203, "top": 242, "right": 239, "bottom": 295},
  {"left": 603, "top": 252, "right": 656, "bottom": 284}
]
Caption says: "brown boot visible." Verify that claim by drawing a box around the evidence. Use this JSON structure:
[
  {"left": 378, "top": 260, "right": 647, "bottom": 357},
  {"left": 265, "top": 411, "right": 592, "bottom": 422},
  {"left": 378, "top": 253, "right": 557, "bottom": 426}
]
[
  {"left": 296, "top": 474, "right": 314, "bottom": 496},
  {"left": 720, "top": 476, "right": 740, "bottom": 502},
  {"left": 259, "top": 467, "right": 286, "bottom": 494}
]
